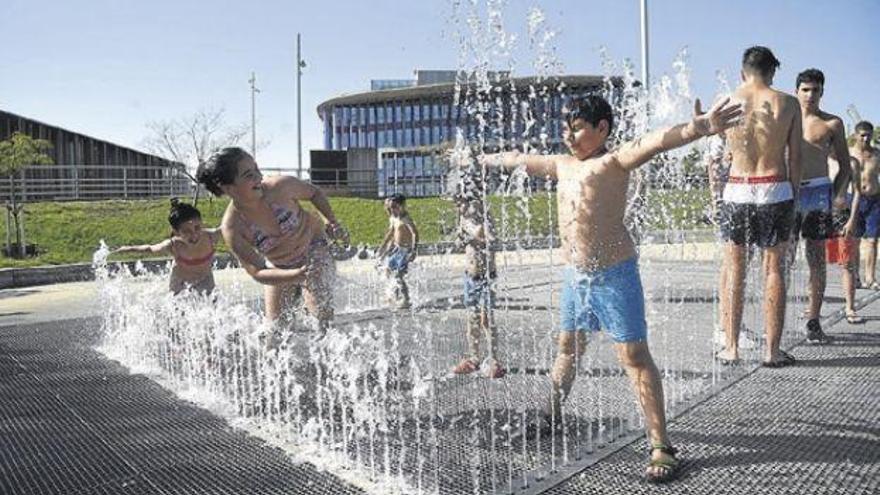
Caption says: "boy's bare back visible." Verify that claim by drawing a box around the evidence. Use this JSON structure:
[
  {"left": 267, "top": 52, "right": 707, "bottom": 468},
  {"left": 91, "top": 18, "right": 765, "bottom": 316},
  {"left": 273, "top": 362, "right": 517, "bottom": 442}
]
[{"left": 725, "top": 85, "right": 800, "bottom": 177}]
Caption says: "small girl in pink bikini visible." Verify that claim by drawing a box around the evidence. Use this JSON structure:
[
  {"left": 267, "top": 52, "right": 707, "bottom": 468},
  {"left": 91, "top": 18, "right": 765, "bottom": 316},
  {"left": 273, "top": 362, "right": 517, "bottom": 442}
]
[{"left": 113, "top": 199, "right": 222, "bottom": 295}]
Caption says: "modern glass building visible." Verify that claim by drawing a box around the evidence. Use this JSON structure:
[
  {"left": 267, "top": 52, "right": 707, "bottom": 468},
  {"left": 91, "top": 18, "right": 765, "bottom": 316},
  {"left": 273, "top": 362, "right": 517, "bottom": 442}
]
[{"left": 316, "top": 70, "right": 609, "bottom": 197}]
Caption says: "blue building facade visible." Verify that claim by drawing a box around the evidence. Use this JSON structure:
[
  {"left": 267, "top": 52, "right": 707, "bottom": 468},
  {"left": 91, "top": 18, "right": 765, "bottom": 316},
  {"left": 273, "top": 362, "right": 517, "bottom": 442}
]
[{"left": 317, "top": 71, "right": 608, "bottom": 197}]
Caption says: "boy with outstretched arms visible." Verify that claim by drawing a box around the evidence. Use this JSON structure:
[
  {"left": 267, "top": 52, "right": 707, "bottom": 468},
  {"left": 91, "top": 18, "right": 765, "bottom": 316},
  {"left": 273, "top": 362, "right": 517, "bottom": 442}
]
[{"left": 476, "top": 93, "right": 742, "bottom": 483}]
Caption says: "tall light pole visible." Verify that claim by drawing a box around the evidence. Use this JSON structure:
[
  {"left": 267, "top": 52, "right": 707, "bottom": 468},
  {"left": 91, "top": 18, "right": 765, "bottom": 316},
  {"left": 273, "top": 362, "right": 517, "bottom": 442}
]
[
  {"left": 297, "top": 33, "right": 306, "bottom": 179},
  {"left": 640, "top": 0, "right": 650, "bottom": 91},
  {"left": 249, "top": 71, "right": 260, "bottom": 157}
]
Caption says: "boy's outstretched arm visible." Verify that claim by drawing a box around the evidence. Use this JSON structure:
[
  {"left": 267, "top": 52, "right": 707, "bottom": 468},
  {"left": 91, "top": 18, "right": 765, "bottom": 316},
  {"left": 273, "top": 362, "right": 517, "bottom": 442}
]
[
  {"left": 613, "top": 97, "right": 743, "bottom": 171},
  {"left": 478, "top": 151, "right": 560, "bottom": 179}
]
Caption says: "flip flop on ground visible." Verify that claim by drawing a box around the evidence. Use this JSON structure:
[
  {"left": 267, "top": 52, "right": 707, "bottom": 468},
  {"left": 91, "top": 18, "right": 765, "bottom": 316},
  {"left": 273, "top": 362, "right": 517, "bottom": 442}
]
[
  {"left": 646, "top": 444, "right": 681, "bottom": 483},
  {"left": 846, "top": 311, "right": 866, "bottom": 324},
  {"left": 714, "top": 350, "right": 741, "bottom": 366},
  {"left": 762, "top": 349, "right": 796, "bottom": 368}
]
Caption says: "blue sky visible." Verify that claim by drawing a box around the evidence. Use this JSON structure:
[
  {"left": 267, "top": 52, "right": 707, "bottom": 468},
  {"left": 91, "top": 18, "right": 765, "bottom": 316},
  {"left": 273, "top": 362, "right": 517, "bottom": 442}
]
[{"left": 2, "top": 0, "right": 878, "bottom": 170}]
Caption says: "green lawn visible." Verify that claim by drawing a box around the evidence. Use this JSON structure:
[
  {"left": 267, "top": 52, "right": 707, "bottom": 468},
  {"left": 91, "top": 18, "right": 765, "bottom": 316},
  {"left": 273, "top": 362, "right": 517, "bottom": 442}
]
[{"left": 0, "top": 189, "right": 709, "bottom": 268}]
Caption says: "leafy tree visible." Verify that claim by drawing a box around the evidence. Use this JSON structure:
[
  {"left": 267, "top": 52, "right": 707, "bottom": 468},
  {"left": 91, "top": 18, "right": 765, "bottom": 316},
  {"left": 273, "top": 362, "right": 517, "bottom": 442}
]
[{"left": 0, "top": 132, "right": 53, "bottom": 257}]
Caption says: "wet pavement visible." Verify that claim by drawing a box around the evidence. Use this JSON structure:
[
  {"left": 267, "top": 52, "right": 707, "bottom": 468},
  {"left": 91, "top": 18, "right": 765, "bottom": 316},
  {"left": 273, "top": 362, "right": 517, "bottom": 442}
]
[{"left": 1, "top": 247, "right": 877, "bottom": 494}]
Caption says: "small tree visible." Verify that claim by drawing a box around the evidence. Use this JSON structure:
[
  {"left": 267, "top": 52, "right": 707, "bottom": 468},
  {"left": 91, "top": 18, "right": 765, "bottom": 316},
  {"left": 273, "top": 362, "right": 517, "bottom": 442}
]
[{"left": 0, "top": 132, "right": 53, "bottom": 257}]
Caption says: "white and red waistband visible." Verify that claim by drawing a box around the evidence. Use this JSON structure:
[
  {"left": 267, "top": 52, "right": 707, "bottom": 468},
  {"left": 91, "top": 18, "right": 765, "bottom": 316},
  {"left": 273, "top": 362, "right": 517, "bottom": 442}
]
[{"left": 723, "top": 175, "right": 793, "bottom": 204}]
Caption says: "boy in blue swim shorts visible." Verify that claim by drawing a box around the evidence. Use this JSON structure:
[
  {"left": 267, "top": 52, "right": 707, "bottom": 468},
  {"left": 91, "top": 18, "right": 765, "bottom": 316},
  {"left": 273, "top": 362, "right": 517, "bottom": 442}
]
[
  {"left": 477, "top": 93, "right": 742, "bottom": 483},
  {"left": 377, "top": 194, "right": 418, "bottom": 309},
  {"left": 791, "top": 68, "right": 856, "bottom": 342},
  {"left": 853, "top": 121, "right": 880, "bottom": 288},
  {"left": 450, "top": 192, "right": 506, "bottom": 379}
]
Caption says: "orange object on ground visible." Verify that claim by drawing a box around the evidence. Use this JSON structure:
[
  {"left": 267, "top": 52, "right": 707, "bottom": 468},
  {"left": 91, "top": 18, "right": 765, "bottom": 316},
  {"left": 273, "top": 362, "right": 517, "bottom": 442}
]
[{"left": 826, "top": 236, "right": 856, "bottom": 265}]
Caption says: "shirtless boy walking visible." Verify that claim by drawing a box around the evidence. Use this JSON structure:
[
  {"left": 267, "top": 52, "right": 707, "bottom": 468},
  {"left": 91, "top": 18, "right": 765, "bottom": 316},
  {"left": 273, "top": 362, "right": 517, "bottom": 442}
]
[
  {"left": 451, "top": 191, "right": 506, "bottom": 378},
  {"left": 794, "top": 68, "right": 854, "bottom": 339},
  {"left": 478, "top": 92, "right": 742, "bottom": 482},
  {"left": 377, "top": 194, "right": 419, "bottom": 309},
  {"left": 853, "top": 122, "right": 880, "bottom": 288}
]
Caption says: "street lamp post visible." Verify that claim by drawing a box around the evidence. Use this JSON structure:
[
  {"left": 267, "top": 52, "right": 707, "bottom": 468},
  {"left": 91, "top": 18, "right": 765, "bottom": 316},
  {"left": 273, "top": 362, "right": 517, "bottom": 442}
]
[
  {"left": 640, "top": 0, "right": 649, "bottom": 91},
  {"left": 297, "top": 33, "right": 306, "bottom": 180},
  {"left": 249, "top": 72, "right": 260, "bottom": 158}
]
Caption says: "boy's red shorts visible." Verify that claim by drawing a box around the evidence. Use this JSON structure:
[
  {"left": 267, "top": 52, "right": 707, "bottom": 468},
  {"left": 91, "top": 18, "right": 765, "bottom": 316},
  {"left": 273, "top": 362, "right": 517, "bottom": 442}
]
[{"left": 826, "top": 236, "right": 857, "bottom": 265}]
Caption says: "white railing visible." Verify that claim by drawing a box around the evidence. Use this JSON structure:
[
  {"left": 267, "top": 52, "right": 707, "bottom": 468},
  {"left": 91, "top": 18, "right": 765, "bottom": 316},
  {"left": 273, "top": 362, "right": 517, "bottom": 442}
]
[
  {"left": 1, "top": 164, "right": 453, "bottom": 203},
  {"left": 2, "top": 164, "right": 193, "bottom": 203}
]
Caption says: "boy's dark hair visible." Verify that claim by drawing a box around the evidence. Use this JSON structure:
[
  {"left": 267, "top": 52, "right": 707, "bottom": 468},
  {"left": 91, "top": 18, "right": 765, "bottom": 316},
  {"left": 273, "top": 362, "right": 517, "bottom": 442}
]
[
  {"left": 564, "top": 94, "right": 614, "bottom": 134},
  {"left": 742, "top": 46, "right": 781, "bottom": 78},
  {"left": 855, "top": 121, "right": 874, "bottom": 134},
  {"left": 168, "top": 198, "right": 201, "bottom": 230},
  {"left": 796, "top": 68, "right": 825, "bottom": 89},
  {"left": 388, "top": 193, "right": 406, "bottom": 206},
  {"left": 197, "top": 147, "right": 250, "bottom": 196}
]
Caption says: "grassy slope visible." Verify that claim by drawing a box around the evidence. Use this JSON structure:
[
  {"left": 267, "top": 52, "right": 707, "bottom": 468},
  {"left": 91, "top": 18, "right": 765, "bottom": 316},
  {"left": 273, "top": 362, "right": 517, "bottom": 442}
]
[{"left": 0, "top": 188, "right": 707, "bottom": 268}]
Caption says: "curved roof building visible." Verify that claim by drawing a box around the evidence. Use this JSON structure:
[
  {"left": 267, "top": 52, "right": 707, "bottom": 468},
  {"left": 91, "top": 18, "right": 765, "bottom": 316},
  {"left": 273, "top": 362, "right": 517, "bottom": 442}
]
[{"left": 315, "top": 70, "right": 609, "bottom": 197}]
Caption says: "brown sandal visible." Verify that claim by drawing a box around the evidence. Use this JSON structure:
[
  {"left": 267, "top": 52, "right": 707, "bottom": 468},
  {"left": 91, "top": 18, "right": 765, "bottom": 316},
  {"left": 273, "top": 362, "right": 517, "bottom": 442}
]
[
  {"left": 452, "top": 358, "right": 480, "bottom": 375},
  {"left": 646, "top": 443, "right": 680, "bottom": 483}
]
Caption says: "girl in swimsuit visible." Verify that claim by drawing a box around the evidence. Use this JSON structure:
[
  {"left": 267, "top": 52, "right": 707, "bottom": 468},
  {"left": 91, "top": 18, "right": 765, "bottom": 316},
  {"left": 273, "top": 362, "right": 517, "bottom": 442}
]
[
  {"left": 113, "top": 199, "right": 221, "bottom": 295},
  {"left": 196, "top": 147, "right": 347, "bottom": 333}
]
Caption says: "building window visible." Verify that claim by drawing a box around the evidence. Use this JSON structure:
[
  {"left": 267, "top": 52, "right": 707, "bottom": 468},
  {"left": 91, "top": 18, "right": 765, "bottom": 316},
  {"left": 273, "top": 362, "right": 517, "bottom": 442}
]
[
  {"left": 377, "top": 106, "right": 385, "bottom": 124},
  {"left": 403, "top": 104, "right": 412, "bottom": 122},
  {"left": 404, "top": 128, "right": 413, "bottom": 147}
]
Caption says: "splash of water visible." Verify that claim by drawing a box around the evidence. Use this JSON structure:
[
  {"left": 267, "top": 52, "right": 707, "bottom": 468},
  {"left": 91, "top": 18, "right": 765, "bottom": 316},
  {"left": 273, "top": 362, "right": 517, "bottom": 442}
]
[{"left": 90, "top": 3, "right": 817, "bottom": 494}]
